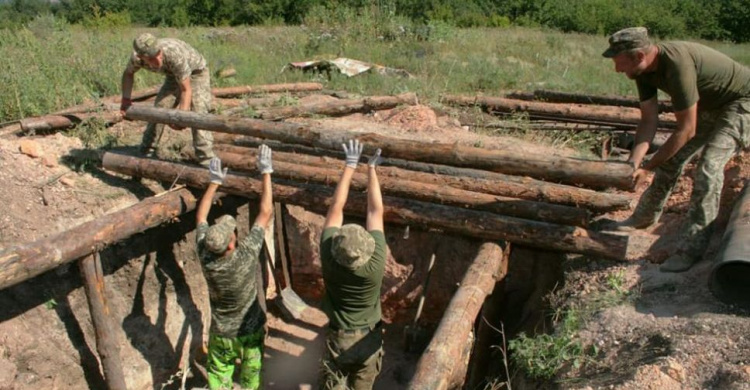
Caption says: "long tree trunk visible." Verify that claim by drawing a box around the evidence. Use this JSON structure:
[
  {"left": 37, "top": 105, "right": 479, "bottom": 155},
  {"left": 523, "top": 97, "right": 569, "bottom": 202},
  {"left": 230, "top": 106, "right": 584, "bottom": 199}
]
[
  {"left": 441, "top": 94, "right": 676, "bottom": 129},
  {"left": 257, "top": 93, "right": 418, "bottom": 120},
  {"left": 532, "top": 89, "right": 673, "bottom": 113},
  {"left": 212, "top": 82, "right": 323, "bottom": 98},
  {"left": 102, "top": 152, "right": 631, "bottom": 259},
  {"left": 53, "top": 86, "right": 160, "bottom": 115},
  {"left": 20, "top": 112, "right": 123, "bottom": 133},
  {"left": 123, "top": 106, "right": 635, "bottom": 190},
  {"left": 409, "top": 242, "right": 505, "bottom": 390},
  {"left": 214, "top": 143, "right": 633, "bottom": 213},
  {"left": 214, "top": 150, "right": 591, "bottom": 226},
  {"left": 0, "top": 188, "right": 198, "bottom": 290}
]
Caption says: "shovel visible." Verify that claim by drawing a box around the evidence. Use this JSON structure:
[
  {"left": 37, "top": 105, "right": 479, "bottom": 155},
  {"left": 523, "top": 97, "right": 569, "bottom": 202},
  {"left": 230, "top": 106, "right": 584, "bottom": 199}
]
[
  {"left": 404, "top": 253, "right": 436, "bottom": 353},
  {"left": 262, "top": 202, "right": 309, "bottom": 321}
]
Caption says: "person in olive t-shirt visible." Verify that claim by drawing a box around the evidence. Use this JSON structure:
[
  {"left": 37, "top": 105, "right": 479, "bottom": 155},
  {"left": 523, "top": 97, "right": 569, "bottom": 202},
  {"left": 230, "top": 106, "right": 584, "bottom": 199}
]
[
  {"left": 195, "top": 145, "right": 274, "bottom": 390},
  {"left": 319, "top": 140, "right": 387, "bottom": 390},
  {"left": 597, "top": 27, "right": 750, "bottom": 272}
]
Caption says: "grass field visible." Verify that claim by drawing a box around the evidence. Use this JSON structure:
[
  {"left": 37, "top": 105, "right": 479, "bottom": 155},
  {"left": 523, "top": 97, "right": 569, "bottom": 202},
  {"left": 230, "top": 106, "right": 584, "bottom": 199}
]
[{"left": 2, "top": 14, "right": 749, "bottom": 124}]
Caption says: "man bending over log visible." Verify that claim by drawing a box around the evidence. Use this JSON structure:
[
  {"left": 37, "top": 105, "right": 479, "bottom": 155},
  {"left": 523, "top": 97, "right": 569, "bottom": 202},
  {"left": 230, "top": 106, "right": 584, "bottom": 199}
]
[
  {"left": 195, "top": 146, "right": 274, "bottom": 389},
  {"left": 120, "top": 33, "right": 215, "bottom": 166},
  {"left": 319, "top": 140, "right": 387, "bottom": 390},
  {"left": 596, "top": 27, "right": 750, "bottom": 272}
]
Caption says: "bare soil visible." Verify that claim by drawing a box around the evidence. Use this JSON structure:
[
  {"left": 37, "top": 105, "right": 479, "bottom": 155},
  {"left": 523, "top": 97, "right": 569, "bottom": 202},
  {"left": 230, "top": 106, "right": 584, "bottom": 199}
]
[{"left": 0, "top": 99, "right": 748, "bottom": 390}]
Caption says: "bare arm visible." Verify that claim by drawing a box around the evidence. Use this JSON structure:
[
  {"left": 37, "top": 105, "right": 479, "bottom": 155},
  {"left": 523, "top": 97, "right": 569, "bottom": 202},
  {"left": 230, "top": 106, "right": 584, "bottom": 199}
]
[
  {"left": 366, "top": 149, "right": 384, "bottom": 232},
  {"left": 120, "top": 68, "right": 136, "bottom": 114},
  {"left": 324, "top": 140, "right": 363, "bottom": 229},
  {"left": 176, "top": 76, "right": 192, "bottom": 111},
  {"left": 324, "top": 167, "right": 355, "bottom": 229},
  {"left": 197, "top": 183, "right": 219, "bottom": 225},
  {"left": 641, "top": 103, "right": 697, "bottom": 170},
  {"left": 628, "top": 97, "right": 660, "bottom": 168},
  {"left": 254, "top": 173, "right": 273, "bottom": 228}
]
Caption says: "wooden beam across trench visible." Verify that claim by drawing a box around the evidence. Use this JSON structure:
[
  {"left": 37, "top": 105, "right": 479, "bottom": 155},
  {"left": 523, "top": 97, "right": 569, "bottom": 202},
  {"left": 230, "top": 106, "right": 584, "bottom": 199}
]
[
  {"left": 102, "top": 152, "right": 630, "bottom": 260},
  {"left": 122, "top": 105, "right": 636, "bottom": 190}
]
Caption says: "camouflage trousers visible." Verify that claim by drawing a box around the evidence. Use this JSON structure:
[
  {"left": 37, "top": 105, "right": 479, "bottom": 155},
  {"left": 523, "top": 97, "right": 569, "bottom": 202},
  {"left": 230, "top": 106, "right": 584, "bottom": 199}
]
[
  {"left": 140, "top": 68, "right": 215, "bottom": 162},
  {"left": 631, "top": 97, "right": 750, "bottom": 255},
  {"left": 319, "top": 323, "right": 384, "bottom": 390},
  {"left": 206, "top": 328, "right": 265, "bottom": 390}
]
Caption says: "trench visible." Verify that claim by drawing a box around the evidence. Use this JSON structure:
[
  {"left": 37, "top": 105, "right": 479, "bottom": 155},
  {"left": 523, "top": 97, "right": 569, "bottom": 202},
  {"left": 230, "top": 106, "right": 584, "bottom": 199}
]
[{"left": 0, "top": 196, "right": 565, "bottom": 390}]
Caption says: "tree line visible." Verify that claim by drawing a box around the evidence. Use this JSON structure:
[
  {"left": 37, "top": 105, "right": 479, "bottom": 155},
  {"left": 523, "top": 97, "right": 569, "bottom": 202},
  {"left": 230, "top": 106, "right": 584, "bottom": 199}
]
[{"left": 1, "top": 0, "right": 748, "bottom": 43}]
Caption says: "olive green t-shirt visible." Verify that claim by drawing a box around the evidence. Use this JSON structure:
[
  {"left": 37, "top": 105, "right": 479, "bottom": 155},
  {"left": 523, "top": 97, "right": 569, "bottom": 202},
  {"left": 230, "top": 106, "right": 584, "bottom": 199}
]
[
  {"left": 320, "top": 227, "right": 387, "bottom": 330},
  {"left": 636, "top": 41, "right": 750, "bottom": 112}
]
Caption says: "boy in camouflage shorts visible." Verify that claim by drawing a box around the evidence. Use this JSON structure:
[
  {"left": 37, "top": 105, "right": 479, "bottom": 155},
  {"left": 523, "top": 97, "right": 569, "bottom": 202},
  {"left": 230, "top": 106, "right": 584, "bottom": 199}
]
[
  {"left": 195, "top": 145, "right": 274, "bottom": 389},
  {"left": 120, "top": 33, "right": 215, "bottom": 166}
]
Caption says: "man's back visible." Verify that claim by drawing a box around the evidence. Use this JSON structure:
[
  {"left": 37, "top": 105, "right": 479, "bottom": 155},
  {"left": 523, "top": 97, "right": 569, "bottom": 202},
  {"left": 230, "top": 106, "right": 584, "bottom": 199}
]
[
  {"left": 320, "top": 227, "right": 387, "bottom": 330},
  {"left": 635, "top": 41, "right": 750, "bottom": 111}
]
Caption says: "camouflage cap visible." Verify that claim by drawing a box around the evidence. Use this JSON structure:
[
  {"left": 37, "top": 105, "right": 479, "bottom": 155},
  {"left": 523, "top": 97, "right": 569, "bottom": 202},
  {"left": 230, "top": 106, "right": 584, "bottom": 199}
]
[
  {"left": 204, "top": 215, "right": 237, "bottom": 254},
  {"left": 133, "top": 33, "right": 160, "bottom": 57},
  {"left": 331, "top": 224, "right": 376, "bottom": 270},
  {"left": 602, "top": 27, "right": 651, "bottom": 58}
]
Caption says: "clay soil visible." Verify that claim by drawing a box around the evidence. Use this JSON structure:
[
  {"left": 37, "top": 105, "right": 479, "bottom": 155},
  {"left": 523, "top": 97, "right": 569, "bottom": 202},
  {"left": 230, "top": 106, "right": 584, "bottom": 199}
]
[{"left": 0, "top": 98, "right": 749, "bottom": 389}]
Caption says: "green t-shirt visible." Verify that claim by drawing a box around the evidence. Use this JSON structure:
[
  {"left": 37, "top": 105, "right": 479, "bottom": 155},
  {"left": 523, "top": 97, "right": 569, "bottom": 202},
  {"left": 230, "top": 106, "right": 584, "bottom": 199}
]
[
  {"left": 196, "top": 222, "right": 266, "bottom": 338},
  {"left": 320, "top": 227, "right": 387, "bottom": 330},
  {"left": 636, "top": 41, "right": 750, "bottom": 112}
]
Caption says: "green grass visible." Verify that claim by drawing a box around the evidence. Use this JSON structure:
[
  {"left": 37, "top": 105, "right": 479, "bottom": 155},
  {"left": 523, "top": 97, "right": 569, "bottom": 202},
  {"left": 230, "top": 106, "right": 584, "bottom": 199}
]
[
  {"left": 508, "top": 267, "right": 637, "bottom": 381},
  {"left": 3, "top": 14, "right": 749, "bottom": 125}
]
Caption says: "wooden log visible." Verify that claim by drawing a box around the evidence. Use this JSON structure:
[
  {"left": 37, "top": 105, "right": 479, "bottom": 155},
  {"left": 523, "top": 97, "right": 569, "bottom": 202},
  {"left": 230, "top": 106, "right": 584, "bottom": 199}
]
[
  {"left": 20, "top": 111, "right": 123, "bottom": 133},
  {"left": 212, "top": 82, "right": 323, "bottom": 98},
  {"left": 409, "top": 242, "right": 505, "bottom": 390},
  {"left": 441, "top": 94, "right": 676, "bottom": 130},
  {"left": 215, "top": 150, "right": 591, "bottom": 226},
  {"left": 123, "top": 106, "right": 635, "bottom": 190},
  {"left": 102, "top": 152, "right": 631, "bottom": 259},
  {"left": 215, "top": 142, "right": 633, "bottom": 213},
  {"left": 533, "top": 89, "right": 673, "bottom": 113},
  {"left": 53, "top": 87, "right": 160, "bottom": 115},
  {"left": 0, "top": 188, "right": 198, "bottom": 290},
  {"left": 257, "top": 93, "right": 418, "bottom": 120},
  {"left": 79, "top": 253, "right": 127, "bottom": 390}
]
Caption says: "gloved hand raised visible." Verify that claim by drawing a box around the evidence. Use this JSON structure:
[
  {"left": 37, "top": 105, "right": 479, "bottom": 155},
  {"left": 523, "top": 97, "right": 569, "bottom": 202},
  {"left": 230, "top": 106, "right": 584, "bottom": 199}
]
[
  {"left": 342, "top": 139, "right": 363, "bottom": 169},
  {"left": 367, "top": 148, "right": 382, "bottom": 167},
  {"left": 257, "top": 144, "right": 273, "bottom": 174},
  {"left": 209, "top": 157, "right": 228, "bottom": 185}
]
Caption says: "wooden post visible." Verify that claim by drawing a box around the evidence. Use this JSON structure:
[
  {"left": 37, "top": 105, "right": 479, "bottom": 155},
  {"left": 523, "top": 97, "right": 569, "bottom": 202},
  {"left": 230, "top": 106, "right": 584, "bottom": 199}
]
[
  {"left": 79, "top": 252, "right": 127, "bottom": 390},
  {"left": 123, "top": 106, "right": 636, "bottom": 190},
  {"left": 102, "top": 152, "right": 631, "bottom": 259},
  {"left": 20, "top": 112, "right": 123, "bottom": 133},
  {"left": 211, "top": 82, "right": 324, "bottom": 98},
  {"left": 0, "top": 188, "right": 198, "bottom": 290},
  {"left": 532, "top": 89, "right": 673, "bottom": 112},
  {"left": 408, "top": 242, "right": 505, "bottom": 390},
  {"left": 257, "top": 93, "right": 418, "bottom": 120}
]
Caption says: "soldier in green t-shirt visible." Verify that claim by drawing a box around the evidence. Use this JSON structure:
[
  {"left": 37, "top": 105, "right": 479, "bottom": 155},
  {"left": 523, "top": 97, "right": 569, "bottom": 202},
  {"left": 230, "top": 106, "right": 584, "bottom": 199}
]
[
  {"left": 319, "top": 140, "right": 387, "bottom": 390},
  {"left": 120, "top": 33, "right": 215, "bottom": 166},
  {"left": 195, "top": 145, "right": 274, "bottom": 389},
  {"left": 598, "top": 27, "right": 750, "bottom": 272}
]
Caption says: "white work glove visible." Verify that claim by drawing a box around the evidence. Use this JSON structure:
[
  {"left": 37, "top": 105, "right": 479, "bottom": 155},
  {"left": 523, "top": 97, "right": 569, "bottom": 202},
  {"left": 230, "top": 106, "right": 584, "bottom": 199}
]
[
  {"left": 209, "top": 157, "right": 228, "bottom": 185},
  {"left": 367, "top": 148, "right": 382, "bottom": 167},
  {"left": 257, "top": 144, "right": 273, "bottom": 174},
  {"left": 342, "top": 139, "right": 363, "bottom": 169}
]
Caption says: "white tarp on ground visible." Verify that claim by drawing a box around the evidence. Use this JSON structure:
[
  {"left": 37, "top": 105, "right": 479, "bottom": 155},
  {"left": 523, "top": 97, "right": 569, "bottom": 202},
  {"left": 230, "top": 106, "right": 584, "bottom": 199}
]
[{"left": 285, "top": 57, "right": 414, "bottom": 78}]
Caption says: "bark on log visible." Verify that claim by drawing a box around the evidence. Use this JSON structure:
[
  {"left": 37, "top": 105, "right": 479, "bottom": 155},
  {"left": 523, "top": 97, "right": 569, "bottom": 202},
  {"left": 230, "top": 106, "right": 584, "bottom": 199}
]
[
  {"left": 533, "top": 89, "right": 674, "bottom": 113},
  {"left": 53, "top": 87, "right": 160, "bottom": 115},
  {"left": 79, "top": 253, "right": 127, "bottom": 390},
  {"left": 0, "top": 188, "right": 198, "bottom": 290},
  {"left": 409, "top": 242, "right": 505, "bottom": 390},
  {"left": 257, "top": 93, "right": 418, "bottom": 120},
  {"left": 102, "top": 152, "right": 631, "bottom": 259},
  {"left": 215, "top": 143, "right": 633, "bottom": 213},
  {"left": 212, "top": 82, "right": 323, "bottom": 98},
  {"left": 215, "top": 150, "right": 591, "bottom": 226},
  {"left": 441, "top": 94, "right": 676, "bottom": 130},
  {"left": 20, "top": 111, "right": 123, "bottom": 133},
  {"left": 123, "top": 106, "right": 636, "bottom": 190}
]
